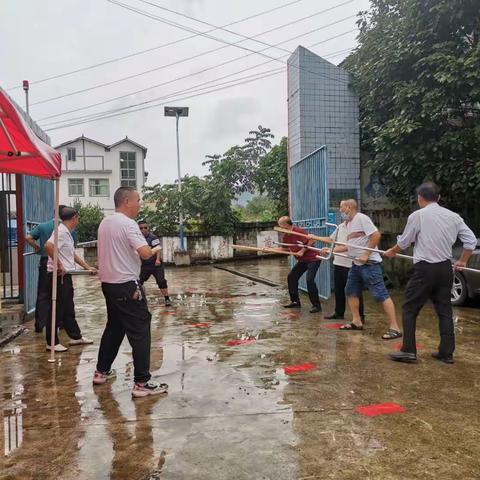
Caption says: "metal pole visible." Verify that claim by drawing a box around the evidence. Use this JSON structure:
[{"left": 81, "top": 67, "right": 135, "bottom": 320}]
[
  {"left": 175, "top": 112, "right": 185, "bottom": 251},
  {"left": 23, "top": 80, "right": 29, "bottom": 114}
]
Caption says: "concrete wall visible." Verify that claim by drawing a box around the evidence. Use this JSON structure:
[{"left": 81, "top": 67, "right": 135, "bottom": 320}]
[
  {"left": 288, "top": 46, "right": 361, "bottom": 207},
  {"left": 81, "top": 224, "right": 281, "bottom": 265}
]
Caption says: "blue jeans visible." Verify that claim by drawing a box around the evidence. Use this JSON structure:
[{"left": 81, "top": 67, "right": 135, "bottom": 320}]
[{"left": 345, "top": 263, "right": 389, "bottom": 303}]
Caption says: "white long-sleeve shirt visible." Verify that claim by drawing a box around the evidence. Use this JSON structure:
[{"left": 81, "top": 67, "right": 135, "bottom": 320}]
[{"left": 397, "top": 203, "right": 477, "bottom": 264}]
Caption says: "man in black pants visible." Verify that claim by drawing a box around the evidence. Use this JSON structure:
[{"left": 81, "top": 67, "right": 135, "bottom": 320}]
[
  {"left": 138, "top": 220, "right": 171, "bottom": 306},
  {"left": 44, "top": 207, "right": 96, "bottom": 351},
  {"left": 278, "top": 216, "right": 322, "bottom": 313},
  {"left": 324, "top": 202, "right": 365, "bottom": 321},
  {"left": 94, "top": 187, "right": 168, "bottom": 398},
  {"left": 385, "top": 182, "right": 477, "bottom": 364},
  {"left": 25, "top": 205, "right": 66, "bottom": 332}
]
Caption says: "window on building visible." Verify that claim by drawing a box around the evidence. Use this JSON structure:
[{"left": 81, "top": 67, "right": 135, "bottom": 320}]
[
  {"left": 68, "top": 179, "right": 84, "bottom": 197},
  {"left": 67, "top": 147, "right": 76, "bottom": 161},
  {"left": 120, "top": 151, "right": 137, "bottom": 188},
  {"left": 89, "top": 178, "right": 109, "bottom": 197}
]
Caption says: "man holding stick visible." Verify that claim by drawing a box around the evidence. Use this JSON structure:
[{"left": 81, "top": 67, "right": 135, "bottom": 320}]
[
  {"left": 278, "top": 216, "right": 322, "bottom": 313},
  {"left": 93, "top": 187, "right": 168, "bottom": 397},
  {"left": 44, "top": 207, "right": 96, "bottom": 352},
  {"left": 323, "top": 201, "right": 365, "bottom": 322},
  {"left": 385, "top": 182, "right": 477, "bottom": 364},
  {"left": 334, "top": 200, "right": 401, "bottom": 339}
]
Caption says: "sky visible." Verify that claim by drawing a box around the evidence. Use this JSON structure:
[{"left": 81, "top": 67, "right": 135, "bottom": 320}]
[{"left": 1, "top": 0, "right": 370, "bottom": 186}]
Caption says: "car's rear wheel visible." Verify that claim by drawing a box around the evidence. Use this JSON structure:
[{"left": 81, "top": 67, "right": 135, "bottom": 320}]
[{"left": 451, "top": 272, "right": 467, "bottom": 306}]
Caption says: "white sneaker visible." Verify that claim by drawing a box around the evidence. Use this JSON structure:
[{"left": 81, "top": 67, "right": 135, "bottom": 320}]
[
  {"left": 69, "top": 337, "right": 94, "bottom": 346},
  {"left": 46, "top": 344, "right": 68, "bottom": 352},
  {"left": 132, "top": 381, "right": 169, "bottom": 398}
]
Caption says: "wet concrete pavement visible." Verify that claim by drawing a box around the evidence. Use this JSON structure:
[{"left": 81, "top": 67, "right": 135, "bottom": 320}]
[{"left": 1, "top": 258, "right": 480, "bottom": 479}]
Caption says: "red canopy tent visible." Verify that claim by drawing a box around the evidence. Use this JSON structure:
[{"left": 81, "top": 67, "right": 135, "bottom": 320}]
[{"left": 0, "top": 87, "right": 62, "bottom": 361}]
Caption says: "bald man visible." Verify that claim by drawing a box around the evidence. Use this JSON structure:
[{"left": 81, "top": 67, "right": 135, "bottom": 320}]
[
  {"left": 278, "top": 216, "right": 322, "bottom": 313},
  {"left": 335, "top": 200, "right": 402, "bottom": 339}
]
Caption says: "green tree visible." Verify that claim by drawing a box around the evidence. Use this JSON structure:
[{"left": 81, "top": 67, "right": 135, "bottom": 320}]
[
  {"left": 255, "top": 136, "right": 289, "bottom": 216},
  {"left": 344, "top": 0, "right": 480, "bottom": 213},
  {"left": 72, "top": 201, "right": 104, "bottom": 242},
  {"left": 235, "top": 195, "right": 279, "bottom": 222}
]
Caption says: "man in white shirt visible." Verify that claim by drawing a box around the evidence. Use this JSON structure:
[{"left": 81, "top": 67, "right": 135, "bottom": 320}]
[
  {"left": 93, "top": 187, "right": 168, "bottom": 398},
  {"left": 324, "top": 202, "right": 365, "bottom": 322},
  {"left": 334, "top": 200, "right": 402, "bottom": 339},
  {"left": 385, "top": 182, "right": 477, "bottom": 363},
  {"left": 44, "top": 207, "right": 96, "bottom": 352}
]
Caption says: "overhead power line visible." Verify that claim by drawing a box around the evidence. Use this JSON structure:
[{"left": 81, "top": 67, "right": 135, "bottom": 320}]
[
  {"left": 32, "top": 0, "right": 355, "bottom": 106},
  {"left": 40, "top": 35, "right": 355, "bottom": 127},
  {"left": 6, "top": 0, "right": 306, "bottom": 91},
  {"left": 42, "top": 46, "right": 354, "bottom": 131}
]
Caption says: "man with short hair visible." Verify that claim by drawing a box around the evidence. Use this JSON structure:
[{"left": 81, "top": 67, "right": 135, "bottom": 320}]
[
  {"left": 25, "top": 205, "right": 66, "bottom": 332},
  {"left": 138, "top": 220, "right": 172, "bottom": 307},
  {"left": 385, "top": 182, "right": 477, "bottom": 363},
  {"left": 44, "top": 207, "right": 96, "bottom": 351},
  {"left": 324, "top": 200, "right": 365, "bottom": 322},
  {"left": 278, "top": 216, "right": 322, "bottom": 313},
  {"left": 336, "top": 199, "right": 402, "bottom": 339},
  {"left": 94, "top": 187, "right": 169, "bottom": 398}
]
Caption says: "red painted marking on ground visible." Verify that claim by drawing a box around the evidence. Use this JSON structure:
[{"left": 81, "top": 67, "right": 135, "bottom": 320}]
[
  {"left": 189, "top": 323, "right": 210, "bottom": 328},
  {"left": 284, "top": 362, "right": 316, "bottom": 375},
  {"left": 323, "top": 323, "right": 344, "bottom": 330},
  {"left": 226, "top": 339, "right": 256, "bottom": 347},
  {"left": 161, "top": 311, "right": 176, "bottom": 315},
  {"left": 355, "top": 402, "right": 406, "bottom": 417},
  {"left": 282, "top": 312, "right": 300, "bottom": 318},
  {"left": 393, "top": 342, "right": 422, "bottom": 351}
]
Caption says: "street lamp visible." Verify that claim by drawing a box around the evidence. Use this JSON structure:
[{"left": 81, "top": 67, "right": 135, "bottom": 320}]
[{"left": 164, "top": 106, "right": 189, "bottom": 252}]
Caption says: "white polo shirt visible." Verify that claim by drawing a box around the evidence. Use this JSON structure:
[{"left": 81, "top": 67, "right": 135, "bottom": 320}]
[
  {"left": 331, "top": 222, "right": 352, "bottom": 268},
  {"left": 47, "top": 223, "right": 76, "bottom": 272},
  {"left": 98, "top": 212, "right": 148, "bottom": 284}
]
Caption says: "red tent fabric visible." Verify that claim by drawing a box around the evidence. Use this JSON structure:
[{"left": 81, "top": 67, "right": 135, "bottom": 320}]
[{"left": 0, "top": 88, "right": 61, "bottom": 179}]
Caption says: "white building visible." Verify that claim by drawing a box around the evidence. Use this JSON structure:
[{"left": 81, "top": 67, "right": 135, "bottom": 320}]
[{"left": 55, "top": 135, "right": 147, "bottom": 214}]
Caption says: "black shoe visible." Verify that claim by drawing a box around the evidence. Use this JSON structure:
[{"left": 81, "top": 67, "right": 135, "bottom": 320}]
[
  {"left": 34, "top": 325, "right": 44, "bottom": 333},
  {"left": 389, "top": 351, "right": 417, "bottom": 363},
  {"left": 324, "top": 312, "right": 343, "bottom": 320},
  {"left": 283, "top": 302, "right": 301, "bottom": 309},
  {"left": 164, "top": 299, "right": 172, "bottom": 307},
  {"left": 309, "top": 305, "right": 322, "bottom": 314},
  {"left": 431, "top": 352, "right": 454, "bottom": 364}
]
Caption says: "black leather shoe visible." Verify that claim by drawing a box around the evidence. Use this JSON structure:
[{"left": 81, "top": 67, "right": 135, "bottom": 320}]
[
  {"left": 283, "top": 302, "right": 301, "bottom": 309},
  {"left": 324, "top": 312, "right": 343, "bottom": 320},
  {"left": 309, "top": 305, "right": 322, "bottom": 314},
  {"left": 431, "top": 352, "right": 454, "bottom": 364},
  {"left": 389, "top": 351, "right": 417, "bottom": 363}
]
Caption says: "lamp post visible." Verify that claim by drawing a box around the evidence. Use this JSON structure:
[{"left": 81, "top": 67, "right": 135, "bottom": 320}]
[{"left": 164, "top": 106, "right": 189, "bottom": 251}]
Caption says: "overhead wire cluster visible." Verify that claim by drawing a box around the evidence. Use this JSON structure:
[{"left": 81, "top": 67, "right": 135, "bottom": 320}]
[{"left": 10, "top": 0, "right": 360, "bottom": 131}]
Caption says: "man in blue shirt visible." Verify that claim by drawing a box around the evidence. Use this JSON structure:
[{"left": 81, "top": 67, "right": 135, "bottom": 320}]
[{"left": 25, "top": 205, "right": 66, "bottom": 332}]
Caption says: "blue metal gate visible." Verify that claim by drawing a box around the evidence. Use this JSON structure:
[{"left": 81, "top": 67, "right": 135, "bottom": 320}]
[
  {"left": 22, "top": 176, "right": 54, "bottom": 314},
  {"left": 290, "top": 146, "right": 330, "bottom": 299}
]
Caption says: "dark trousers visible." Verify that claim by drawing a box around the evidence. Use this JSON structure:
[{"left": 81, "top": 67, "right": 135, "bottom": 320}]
[
  {"left": 97, "top": 281, "right": 152, "bottom": 383},
  {"left": 402, "top": 260, "right": 454, "bottom": 355},
  {"left": 35, "top": 257, "right": 50, "bottom": 330},
  {"left": 45, "top": 273, "right": 82, "bottom": 345},
  {"left": 139, "top": 265, "right": 168, "bottom": 289},
  {"left": 333, "top": 265, "right": 364, "bottom": 319},
  {"left": 288, "top": 260, "right": 321, "bottom": 307}
]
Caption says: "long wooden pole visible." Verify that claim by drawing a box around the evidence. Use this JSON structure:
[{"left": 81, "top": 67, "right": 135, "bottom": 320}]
[
  {"left": 48, "top": 179, "right": 60, "bottom": 363},
  {"left": 274, "top": 226, "right": 333, "bottom": 244},
  {"left": 232, "top": 244, "right": 301, "bottom": 257}
]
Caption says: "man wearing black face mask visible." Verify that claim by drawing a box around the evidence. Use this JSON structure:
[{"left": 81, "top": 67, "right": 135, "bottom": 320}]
[{"left": 324, "top": 200, "right": 365, "bottom": 322}]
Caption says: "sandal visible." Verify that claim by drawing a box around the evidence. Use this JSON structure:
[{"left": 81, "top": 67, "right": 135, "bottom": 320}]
[
  {"left": 382, "top": 329, "right": 402, "bottom": 340},
  {"left": 339, "top": 322, "right": 363, "bottom": 331}
]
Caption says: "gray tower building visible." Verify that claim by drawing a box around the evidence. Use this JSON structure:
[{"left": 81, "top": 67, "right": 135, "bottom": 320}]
[{"left": 288, "top": 46, "right": 360, "bottom": 206}]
